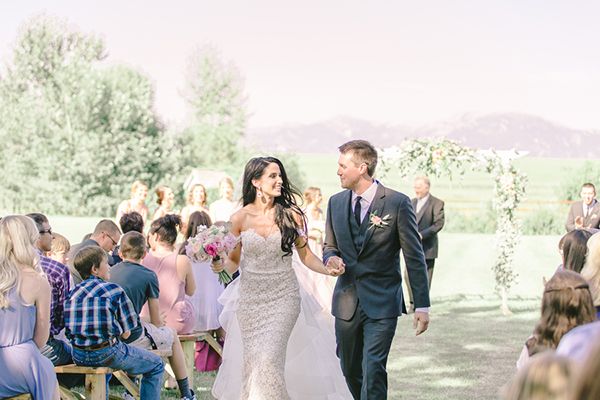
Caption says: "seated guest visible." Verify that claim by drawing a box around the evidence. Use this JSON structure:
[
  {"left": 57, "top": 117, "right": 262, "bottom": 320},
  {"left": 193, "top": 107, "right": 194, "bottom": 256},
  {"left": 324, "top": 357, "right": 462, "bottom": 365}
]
[
  {"left": 141, "top": 214, "right": 196, "bottom": 334},
  {"left": 110, "top": 231, "right": 196, "bottom": 400},
  {"left": 0, "top": 215, "right": 58, "bottom": 399},
  {"left": 67, "top": 219, "right": 122, "bottom": 283},
  {"left": 111, "top": 211, "right": 145, "bottom": 265},
  {"left": 152, "top": 186, "right": 176, "bottom": 222},
  {"left": 558, "top": 229, "right": 592, "bottom": 273},
  {"left": 48, "top": 232, "right": 70, "bottom": 265},
  {"left": 65, "top": 246, "right": 164, "bottom": 399},
  {"left": 557, "top": 320, "right": 600, "bottom": 364},
  {"left": 581, "top": 232, "right": 600, "bottom": 318},
  {"left": 26, "top": 213, "right": 73, "bottom": 367},
  {"left": 503, "top": 351, "right": 573, "bottom": 400},
  {"left": 516, "top": 270, "right": 596, "bottom": 369},
  {"left": 180, "top": 211, "right": 225, "bottom": 339},
  {"left": 571, "top": 340, "right": 600, "bottom": 398}
]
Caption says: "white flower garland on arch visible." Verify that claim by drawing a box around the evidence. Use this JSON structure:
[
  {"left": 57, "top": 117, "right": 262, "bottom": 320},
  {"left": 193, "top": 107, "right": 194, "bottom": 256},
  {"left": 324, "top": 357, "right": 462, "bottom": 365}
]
[{"left": 379, "top": 138, "right": 527, "bottom": 314}]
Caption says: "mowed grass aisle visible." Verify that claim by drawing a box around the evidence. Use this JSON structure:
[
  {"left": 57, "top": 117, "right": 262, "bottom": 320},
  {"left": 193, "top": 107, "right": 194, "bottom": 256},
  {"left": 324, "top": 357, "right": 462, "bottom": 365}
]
[{"left": 193, "top": 233, "right": 554, "bottom": 399}]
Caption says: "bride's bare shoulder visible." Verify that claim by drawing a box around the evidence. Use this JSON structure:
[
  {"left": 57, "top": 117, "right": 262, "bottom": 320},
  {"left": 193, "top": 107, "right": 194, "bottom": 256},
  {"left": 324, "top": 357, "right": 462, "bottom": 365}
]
[{"left": 230, "top": 207, "right": 251, "bottom": 229}]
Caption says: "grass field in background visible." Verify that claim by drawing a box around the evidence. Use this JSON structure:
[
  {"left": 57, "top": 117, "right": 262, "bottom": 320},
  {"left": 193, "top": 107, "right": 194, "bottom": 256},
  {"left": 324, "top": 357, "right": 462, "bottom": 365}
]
[
  {"left": 294, "top": 154, "right": 587, "bottom": 226},
  {"left": 295, "top": 153, "right": 586, "bottom": 203}
]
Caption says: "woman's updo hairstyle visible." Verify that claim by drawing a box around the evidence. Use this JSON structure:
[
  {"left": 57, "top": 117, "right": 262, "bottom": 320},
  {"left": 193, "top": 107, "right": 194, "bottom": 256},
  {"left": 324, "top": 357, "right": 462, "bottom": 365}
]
[{"left": 150, "top": 214, "right": 181, "bottom": 245}]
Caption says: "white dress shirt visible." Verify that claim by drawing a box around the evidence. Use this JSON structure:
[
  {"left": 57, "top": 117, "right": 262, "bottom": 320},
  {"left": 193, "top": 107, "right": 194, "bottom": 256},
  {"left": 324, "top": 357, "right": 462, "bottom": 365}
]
[
  {"left": 351, "top": 180, "right": 379, "bottom": 223},
  {"left": 583, "top": 200, "right": 597, "bottom": 217},
  {"left": 416, "top": 194, "right": 430, "bottom": 214}
]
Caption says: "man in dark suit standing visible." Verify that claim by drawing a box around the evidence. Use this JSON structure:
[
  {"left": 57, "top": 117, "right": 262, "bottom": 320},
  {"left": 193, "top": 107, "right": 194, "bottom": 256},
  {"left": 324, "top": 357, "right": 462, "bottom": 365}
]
[
  {"left": 565, "top": 183, "right": 600, "bottom": 232},
  {"left": 324, "top": 140, "right": 430, "bottom": 400},
  {"left": 412, "top": 176, "right": 445, "bottom": 289}
]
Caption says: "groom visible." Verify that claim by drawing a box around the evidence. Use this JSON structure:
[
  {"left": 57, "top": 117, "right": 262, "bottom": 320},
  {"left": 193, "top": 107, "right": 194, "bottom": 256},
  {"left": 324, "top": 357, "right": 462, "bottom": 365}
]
[{"left": 323, "top": 140, "right": 431, "bottom": 399}]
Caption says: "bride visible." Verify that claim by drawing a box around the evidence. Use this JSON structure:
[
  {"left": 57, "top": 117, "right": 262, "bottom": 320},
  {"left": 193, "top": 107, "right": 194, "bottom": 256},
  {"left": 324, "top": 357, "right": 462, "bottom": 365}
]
[{"left": 211, "top": 156, "right": 352, "bottom": 399}]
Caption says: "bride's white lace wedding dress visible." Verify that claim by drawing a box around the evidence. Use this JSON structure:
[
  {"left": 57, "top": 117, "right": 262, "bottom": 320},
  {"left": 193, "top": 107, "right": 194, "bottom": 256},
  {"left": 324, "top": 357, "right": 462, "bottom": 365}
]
[{"left": 212, "top": 229, "right": 352, "bottom": 399}]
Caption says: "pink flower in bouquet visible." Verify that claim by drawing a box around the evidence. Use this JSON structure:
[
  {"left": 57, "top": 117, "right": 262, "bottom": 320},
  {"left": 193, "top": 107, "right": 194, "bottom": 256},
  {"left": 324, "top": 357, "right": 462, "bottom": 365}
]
[{"left": 205, "top": 243, "right": 219, "bottom": 258}]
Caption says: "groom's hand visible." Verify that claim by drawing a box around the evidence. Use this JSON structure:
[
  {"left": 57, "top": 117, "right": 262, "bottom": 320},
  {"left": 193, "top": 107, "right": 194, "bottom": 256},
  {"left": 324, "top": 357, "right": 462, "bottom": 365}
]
[
  {"left": 326, "top": 256, "right": 346, "bottom": 276},
  {"left": 413, "top": 311, "right": 429, "bottom": 336}
]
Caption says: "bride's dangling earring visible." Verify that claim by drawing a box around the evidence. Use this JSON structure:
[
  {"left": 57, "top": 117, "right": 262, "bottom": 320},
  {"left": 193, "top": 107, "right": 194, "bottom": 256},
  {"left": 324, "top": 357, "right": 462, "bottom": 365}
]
[{"left": 256, "top": 186, "right": 263, "bottom": 198}]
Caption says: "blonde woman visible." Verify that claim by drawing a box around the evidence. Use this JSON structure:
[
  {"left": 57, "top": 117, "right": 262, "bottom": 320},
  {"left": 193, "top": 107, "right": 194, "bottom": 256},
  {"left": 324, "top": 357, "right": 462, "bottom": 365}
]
[
  {"left": 581, "top": 232, "right": 600, "bottom": 318},
  {"left": 209, "top": 176, "right": 238, "bottom": 223},
  {"left": 0, "top": 215, "right": 59, "bottom": 399},
  {"left": 180, "top": 183, "right": 209, "bottom": 234},
  {"left": 503, "top": 351, "right": 573, "bottom": 400},
  {"left": 303, "top": 186, "right": 325, "bottom": 257},
  {"left": 116, "top": 180, "right": 149, "bottom": 224}
]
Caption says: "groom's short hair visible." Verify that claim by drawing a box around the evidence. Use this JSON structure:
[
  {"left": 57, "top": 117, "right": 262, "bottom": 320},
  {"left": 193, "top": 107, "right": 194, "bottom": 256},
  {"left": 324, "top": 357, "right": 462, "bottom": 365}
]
[{"left": 339, "top": 140, "right": 378, "bottom": 177}]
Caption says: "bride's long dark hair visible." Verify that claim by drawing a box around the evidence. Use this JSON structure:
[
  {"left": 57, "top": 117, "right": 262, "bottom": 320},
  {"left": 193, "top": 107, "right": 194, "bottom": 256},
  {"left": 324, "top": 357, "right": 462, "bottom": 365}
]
[{"left": 242, "top": 157, "right": 306, "bottom": 256}]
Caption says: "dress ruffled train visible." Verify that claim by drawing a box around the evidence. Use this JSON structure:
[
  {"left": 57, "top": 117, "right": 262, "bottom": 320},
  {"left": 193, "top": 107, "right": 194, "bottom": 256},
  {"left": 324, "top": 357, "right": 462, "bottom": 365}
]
[{"left": 212, "top": 252, "right": 352, "bottom": 399}]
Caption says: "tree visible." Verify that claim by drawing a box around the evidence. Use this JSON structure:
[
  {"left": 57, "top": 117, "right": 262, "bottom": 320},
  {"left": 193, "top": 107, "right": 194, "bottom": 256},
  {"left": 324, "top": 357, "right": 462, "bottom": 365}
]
[
  {"left": 176, "top": 46, "right": 249, "bottom": 184},
  {"left": 0, "top": 16, "right": 167, "bottom": 216},
  {"left": 558, "top": 161, "right": 600, "bottom": 202}
]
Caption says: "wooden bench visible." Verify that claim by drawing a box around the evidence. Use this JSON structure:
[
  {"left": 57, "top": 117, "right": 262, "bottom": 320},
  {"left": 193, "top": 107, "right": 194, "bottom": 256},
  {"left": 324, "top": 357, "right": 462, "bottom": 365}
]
[
  {"left": 55, "top": 349, "right": 171, "bottom": 400},
  {"left": 6, "top": 394, "right": 31, "bottom": 400},
  {"left": 178, "top": 331, "right": 223, "bottom": 388}
]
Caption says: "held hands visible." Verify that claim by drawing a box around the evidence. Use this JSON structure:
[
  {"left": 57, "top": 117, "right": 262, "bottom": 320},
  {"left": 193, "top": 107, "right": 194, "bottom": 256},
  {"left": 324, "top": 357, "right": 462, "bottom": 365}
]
[
  {"left": 413, "top": 311, "right": 430, "bottom": 336},
  {"left": 325, "top": 256, "right": 346, "bottom": 277}
]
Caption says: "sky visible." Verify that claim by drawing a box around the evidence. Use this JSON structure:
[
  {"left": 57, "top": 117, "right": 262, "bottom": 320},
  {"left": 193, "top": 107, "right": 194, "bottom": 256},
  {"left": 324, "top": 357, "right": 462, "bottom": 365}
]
[{"left": 1, "top": 1, "right": 599, "bottom": 130}]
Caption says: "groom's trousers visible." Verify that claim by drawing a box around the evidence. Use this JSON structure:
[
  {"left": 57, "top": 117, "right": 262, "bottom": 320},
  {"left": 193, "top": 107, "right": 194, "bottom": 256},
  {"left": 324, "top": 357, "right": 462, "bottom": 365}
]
[{"left": 335, "top": 302, "right": 398, "bottom": 400}]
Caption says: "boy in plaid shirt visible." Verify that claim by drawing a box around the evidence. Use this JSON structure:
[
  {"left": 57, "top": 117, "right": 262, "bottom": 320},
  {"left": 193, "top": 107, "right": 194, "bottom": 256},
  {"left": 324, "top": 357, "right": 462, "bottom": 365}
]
[{"left": 65, "top": 246, "right": 164, "bottom": 399}]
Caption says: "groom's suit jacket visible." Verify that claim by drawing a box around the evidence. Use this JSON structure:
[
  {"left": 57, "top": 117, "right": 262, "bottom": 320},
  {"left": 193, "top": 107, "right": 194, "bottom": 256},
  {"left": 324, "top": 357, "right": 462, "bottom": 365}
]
[
  {"left": 565, "top": 200, "right": 600, "bottom": 232},
  {"left": 323, "top": 183, "right": 431, "bottom": 321}
]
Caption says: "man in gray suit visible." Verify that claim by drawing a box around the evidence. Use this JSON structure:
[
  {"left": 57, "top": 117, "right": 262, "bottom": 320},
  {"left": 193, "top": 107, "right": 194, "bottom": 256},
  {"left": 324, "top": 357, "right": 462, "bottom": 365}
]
[
  {"left": 566, "top": 183, "right": 600, "bottom": 232},
  {"left": 412, "top": 176, "right": 445, "bottom": 289},
  {"left": 324, "top": 140, "right": 430, "bottom": 400}
]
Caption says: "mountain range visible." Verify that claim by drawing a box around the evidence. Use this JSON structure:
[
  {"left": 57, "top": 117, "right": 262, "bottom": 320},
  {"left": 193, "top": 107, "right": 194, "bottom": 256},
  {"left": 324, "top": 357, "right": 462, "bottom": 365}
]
[{"left": 245, "top": 113, "right": 600, "bottom": 158}]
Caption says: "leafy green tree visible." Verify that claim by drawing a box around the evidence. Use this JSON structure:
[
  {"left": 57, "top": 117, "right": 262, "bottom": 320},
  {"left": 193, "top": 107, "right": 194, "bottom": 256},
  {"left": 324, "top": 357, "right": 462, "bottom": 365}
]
[
  {"left": 176, "top": 46, "right": 248, "bottom": 181},
  {"left": 558, "top": 161, "right": 600, "bottom": 202},
  {"left": 0, "top": 16, "right": 166, "bottom": 216}
]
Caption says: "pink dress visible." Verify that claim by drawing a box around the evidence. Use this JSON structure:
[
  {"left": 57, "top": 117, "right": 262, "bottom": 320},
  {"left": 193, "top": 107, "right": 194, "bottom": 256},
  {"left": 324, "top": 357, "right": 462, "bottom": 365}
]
[{"left": 141, "top": 252, "right": 195, "bottom": 334}]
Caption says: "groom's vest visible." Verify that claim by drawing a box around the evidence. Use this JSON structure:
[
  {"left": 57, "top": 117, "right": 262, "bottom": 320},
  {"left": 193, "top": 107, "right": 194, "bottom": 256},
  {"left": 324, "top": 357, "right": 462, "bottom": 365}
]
[{"left": 349, "top": 200, "right": 371, "bottom": 252}]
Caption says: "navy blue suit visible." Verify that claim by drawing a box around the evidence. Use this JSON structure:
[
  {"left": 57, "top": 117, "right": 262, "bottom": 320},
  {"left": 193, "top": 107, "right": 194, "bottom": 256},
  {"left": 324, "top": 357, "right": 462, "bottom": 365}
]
[{"left": 324, "top": 183, "right": 430, "bottom": 399}]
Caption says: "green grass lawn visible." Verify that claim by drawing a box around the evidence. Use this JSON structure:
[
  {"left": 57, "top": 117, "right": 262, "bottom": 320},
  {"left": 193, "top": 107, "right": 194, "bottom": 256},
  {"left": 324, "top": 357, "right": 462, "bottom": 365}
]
[
  {"left": 61, "top": 232, "right": 553, "bottom": 399},
  {"left": 74, "top": 296, "right": 538, "bottom": 400},
  {"left": 293, "top": 154, "right": 590, "bottom": 228},
  {"left": 294, "top": 153, "right": 588, "bottom": 203}
]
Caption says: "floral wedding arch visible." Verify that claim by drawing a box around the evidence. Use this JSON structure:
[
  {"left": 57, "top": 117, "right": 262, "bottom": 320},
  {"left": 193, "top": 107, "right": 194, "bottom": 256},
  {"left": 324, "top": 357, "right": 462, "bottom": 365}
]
[{"left": 378, "top": 138, "right": 527, "bottom": 314}]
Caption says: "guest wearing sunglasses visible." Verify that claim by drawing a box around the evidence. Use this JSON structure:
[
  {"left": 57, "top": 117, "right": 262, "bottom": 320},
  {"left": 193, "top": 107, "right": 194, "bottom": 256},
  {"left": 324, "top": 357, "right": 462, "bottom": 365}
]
[{"left": 26, "top": 213, "right": 73, "bottom": 369}]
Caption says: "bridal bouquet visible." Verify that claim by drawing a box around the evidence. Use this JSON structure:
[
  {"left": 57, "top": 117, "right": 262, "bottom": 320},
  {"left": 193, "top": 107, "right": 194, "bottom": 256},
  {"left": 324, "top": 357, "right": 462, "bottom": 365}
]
[{"left": 185, "top": 224, "right": 238, "bottom": 284}]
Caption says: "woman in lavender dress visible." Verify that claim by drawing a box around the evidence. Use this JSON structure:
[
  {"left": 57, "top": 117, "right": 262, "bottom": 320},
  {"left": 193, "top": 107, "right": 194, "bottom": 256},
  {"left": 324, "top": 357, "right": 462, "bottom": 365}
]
[
  {"left": 180, "top": 211, "right": 225, "bottom": 339},
  {"left": 0, "top": 215, "right": 58, "bottom": 399}
]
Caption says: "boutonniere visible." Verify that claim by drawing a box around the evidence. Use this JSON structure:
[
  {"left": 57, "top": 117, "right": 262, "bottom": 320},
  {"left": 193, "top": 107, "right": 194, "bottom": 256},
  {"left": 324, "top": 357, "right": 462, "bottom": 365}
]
[{"left": 368, "top": 211, "right": 391, "bottom": 230}]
